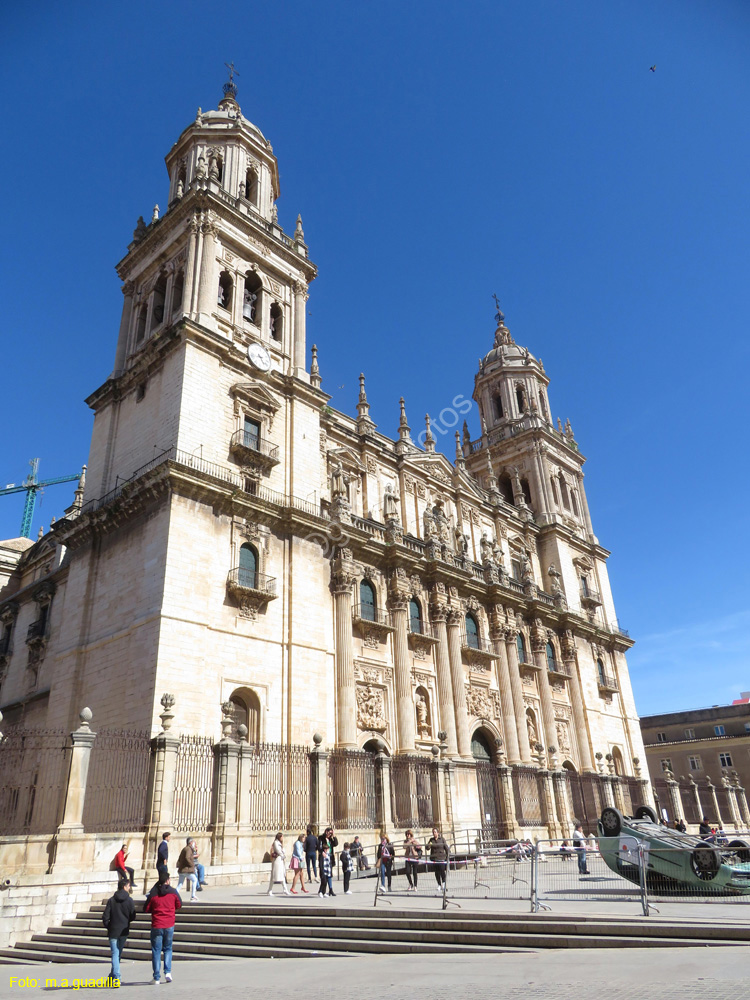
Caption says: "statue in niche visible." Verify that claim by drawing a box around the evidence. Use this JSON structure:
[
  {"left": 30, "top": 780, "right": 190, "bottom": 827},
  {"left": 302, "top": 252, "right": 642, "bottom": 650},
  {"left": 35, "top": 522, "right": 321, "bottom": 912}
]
[
  {"left": 492, "top": 536, "right": 503, "bottom": 563},
  {"left": 432, "top": 500, "right": 450, "bottom": 543},
  {"left": 480, "top": 532, "right": 493, "bottom": 564},
  {"left": 521, "top": 552, "right": 533, "bottom": 585},
  {"left": 331, "top": 461, "right": 350, "bottom": 500},
  {"left": 548, "top": 564, "right": 563, "bottom": 596},
  {"left": 556, "top": 721, "right": 570, "bottom": 754},
  {"left": 244, "top": 287, "right": 257, "bottom": 322},
  {"left": 422, "top": 505, "right": 435, "bottom": 540},
  {"left": 383, "top": 483, "right": 400, "bottom": 521},
  {"left": 455, "top": 529, "right": 469, "bottom": 558},
  {"left": 416, "top": 693, "right": 431, "bottom": 739},
  {"left": 526, "top": 712, "right": 538, "bottom": 747}
]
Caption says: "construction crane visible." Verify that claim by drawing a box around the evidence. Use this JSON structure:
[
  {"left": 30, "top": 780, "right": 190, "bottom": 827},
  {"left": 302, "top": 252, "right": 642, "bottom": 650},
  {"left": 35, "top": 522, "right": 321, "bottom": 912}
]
[{"left": 0, "top": 459, "right": 83, "bottom": 539}]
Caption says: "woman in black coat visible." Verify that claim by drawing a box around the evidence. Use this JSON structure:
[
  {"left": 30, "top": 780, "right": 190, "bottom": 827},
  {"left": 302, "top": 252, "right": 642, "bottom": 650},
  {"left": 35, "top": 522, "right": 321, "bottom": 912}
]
[{"left": 318, "top": 827, "right": 338, "bottom": 879}]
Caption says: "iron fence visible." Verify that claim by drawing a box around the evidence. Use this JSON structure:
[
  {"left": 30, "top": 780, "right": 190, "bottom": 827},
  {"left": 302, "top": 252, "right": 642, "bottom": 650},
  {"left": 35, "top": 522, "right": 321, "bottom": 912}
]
[
  {"left": 327, "top": 748, "right": 377, "bottom": 829},
  {"left": 246, "top": 741, "right": 310, "bottom": 832},
  {"left": 566, "top": 771, "right": 605, "bottom": 834},
  {"left": 391, "top": 754, "right": 434, "bottom": 829},
  {"left": 172, "top": 734, "right": 214, "bottom": 832},
  {"left": 81, "top": 729, "right": 151, "bottom": 833},
  {"left": 512, "top": 765, "right": 543, "bottom": 827},
  {"left": 619, "top": 775, "right": 645, "bottom": 816},
  {"left": 0, "top": 727, "right": 68, "bottom": 835}
]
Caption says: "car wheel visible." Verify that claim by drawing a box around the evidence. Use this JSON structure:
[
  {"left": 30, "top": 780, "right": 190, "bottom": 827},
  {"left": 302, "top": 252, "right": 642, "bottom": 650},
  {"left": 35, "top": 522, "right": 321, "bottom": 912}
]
[
  {"left": 600, "top": 807, "right": 623, "bottom": 837},
  {"left": 690, "top": 842, "right": 721, "bottom": 881},
  {"left": 633, "top": 805, "right": 658, "bottom": 824},
  {"left": 728, "top": 839, "right": 750, "bottom": 863}
]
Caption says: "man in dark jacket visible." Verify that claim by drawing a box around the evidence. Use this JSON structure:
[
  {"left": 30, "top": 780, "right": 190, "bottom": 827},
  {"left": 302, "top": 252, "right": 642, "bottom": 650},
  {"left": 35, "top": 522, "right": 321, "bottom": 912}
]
[
  {"left": 145, "top": 872, "right": 182, "bottom": 984},
  {"left": 303, "top": 826, "right": 318, "bottom": 881},
  {"left": 157, "top": 832, "right": 170, "bottom": 878},
  {"left": 102, "top": 879, "right": 136, "bottom": 984}
]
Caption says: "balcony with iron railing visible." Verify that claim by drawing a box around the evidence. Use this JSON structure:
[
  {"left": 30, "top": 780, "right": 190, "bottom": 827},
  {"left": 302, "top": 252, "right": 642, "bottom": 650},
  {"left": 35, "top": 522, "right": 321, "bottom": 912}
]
[
  {"left": 26, "top": 620, "right": 48, "bottom": 644},
  {"left": 460, "top": 632, "right": 497, "bottom": 664},
  {"left": 352, "top": 605, "right": 394, "bottom": 643},
  {"left": 226, "top": 568, "right": 277, "bottom": 599},
  {"left": 407, "top": 618, "right": 440, "bottom": 649},
  {"left": 580, "top": 584, "right": 602, "bottom": 609},
  {"left": 597, "top": 671, "right": 619, "bottom": 694},
  {"left": 547, "top": 660, "right": 572, "bottom": 679},
  {"left": 229, "top": 430, "right": 280, "bottom": 469}
]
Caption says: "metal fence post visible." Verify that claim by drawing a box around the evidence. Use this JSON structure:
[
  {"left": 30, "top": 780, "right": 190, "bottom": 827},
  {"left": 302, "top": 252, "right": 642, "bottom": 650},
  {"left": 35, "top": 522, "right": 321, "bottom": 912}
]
[{"left": 639, "top": 842, "right": 650, "bottom": 916}]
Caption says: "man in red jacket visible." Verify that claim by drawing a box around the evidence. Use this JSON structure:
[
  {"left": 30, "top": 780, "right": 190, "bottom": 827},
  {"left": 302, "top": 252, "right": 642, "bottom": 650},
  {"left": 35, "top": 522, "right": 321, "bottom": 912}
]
[{"left": 144, "top": 872, "right": 181, "bottom": 984}]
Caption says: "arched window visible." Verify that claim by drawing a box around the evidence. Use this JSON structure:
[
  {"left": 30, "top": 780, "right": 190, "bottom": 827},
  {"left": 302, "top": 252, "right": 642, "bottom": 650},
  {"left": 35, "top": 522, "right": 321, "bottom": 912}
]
[
  {"left": 517, "top": 632, "right": 526, "bottom": 663},
  {"left": 238, "top": 543, "right": 258, "bottom": 589},
  {"left": 171, "top": 270, "right": 184, "bottom": 318},
  {"left": 360, "top": 580, "right": 376, "bottom": 621},
  {"left": 611, "top": 746, "right": 625, "bottom": 777},
  {"left": 151, "top": 273, "right": 167, "bottom": 331},
  {"left": 546, "top": 641, "right": 557, "bottom": 672},
  {"left": 538, "top": 389, "right": 548, "bottom": 419},
  {"left": 465, "top": 613, "right": 479, "bottom": 649},
  {"left": 218, "top": 271, "right": 233, "bottom": 310},
  {"left": 245, "top": 168, "right": 259, "bottom": 205},
  {"left": 520, "top": 478, "right": 533, "bottom": 509},
  {"left": 516, "top": 385, "right": 526, "bottom": 413},
  {"left": 216, "top": 154, "right": 224, "bottom": 184},
  {"left": 135, "top": 305, "right": 147, "bottom": 344},
  {"left": 498, "top": 473, "right": 514, "bottom": 505},
  {"left": 471, "top": 729, "right": 493, "bottom": 761},
  {"left": 494, "top": 394, "right": 504, "bottom": 420},
  {"left": 409, "top": 598, "right": 422, "bottom": 634},
  {"left": 596, "top": 658, "right": 606, "bottom": 685},
  {"left": 270, "top": 302, "right": 283, "bottom": 341},
  {"left": 243, "top": 271, "right": 262, "bottom": 324},
  {"left": 229, "top": 688, "right": 261, "bottom": 743}
]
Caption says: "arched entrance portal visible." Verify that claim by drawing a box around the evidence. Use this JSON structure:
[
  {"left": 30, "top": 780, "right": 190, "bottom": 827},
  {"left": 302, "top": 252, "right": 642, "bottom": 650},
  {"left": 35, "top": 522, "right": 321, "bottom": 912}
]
[{"left": 472, "top": 729, "right": 505, "bottom": 842}]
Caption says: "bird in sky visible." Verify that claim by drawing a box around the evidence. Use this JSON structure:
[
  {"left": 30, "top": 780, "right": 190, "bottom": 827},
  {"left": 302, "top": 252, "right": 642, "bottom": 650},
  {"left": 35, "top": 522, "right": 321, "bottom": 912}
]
[{"left": 649, "top": 65, "right": 656, "bottom": 72}]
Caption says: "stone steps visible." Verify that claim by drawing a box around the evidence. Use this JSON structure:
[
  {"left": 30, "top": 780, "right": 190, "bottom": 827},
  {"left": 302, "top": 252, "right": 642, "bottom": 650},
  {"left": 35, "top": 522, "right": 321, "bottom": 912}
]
[{"left": 1, "top": 901, "right": 748, "bottom": 965}]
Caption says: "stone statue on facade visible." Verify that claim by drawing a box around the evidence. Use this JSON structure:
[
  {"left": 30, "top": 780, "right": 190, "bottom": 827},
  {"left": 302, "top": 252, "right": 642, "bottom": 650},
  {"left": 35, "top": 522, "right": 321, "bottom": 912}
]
[
  {"left": 480, "top": 532, "right": 493, "bottom": 564},
  {"left": 383, "top": 483, "right": 400, "bottom": 521},
  {"left": 416, "top": 694, "right": 431, "bottom": 739},
  {"left": 526, "top": 712, "right": 538, "bottom": 747},
  {"left": 244, "top": 287, "right": 257, "bottom": 321}
]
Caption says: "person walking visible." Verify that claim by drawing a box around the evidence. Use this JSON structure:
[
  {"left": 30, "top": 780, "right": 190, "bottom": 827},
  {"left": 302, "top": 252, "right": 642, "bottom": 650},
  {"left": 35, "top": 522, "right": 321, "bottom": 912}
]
[
  {"left": 340, "top": 843, "right": 353, "bottom": 894},
  {"left": 175, "top": 839, "right": 198, "bottom": 901},
  {"left": 156, "top": 832, "right": 170, "bottom": 879},
  {"left": 427, "top": 827, "right": 448, "bottom": 894},
  {"left": 113, "top": 843, "right": 135, "bottom": 888},
  {"left": 144, "top": 872, "right": 181, "bottom": 985},
  {"left": 268, "top": 832, "right": 291, "bottom": 896},
  {"left": 403, "top": 829, "right": 422, "bottom": 891},
  {"left": 376, "top": 835, "right": 395, "bottom": 893},
  {"left": 572, "top": 823, "right": 590, "bottom": 876},
  {"left": 318, "top": 844, "right": 335, "bottom": 897},
  {"left": 102, "top": 878, "right": 136, "bottom": 985},
  {"left": 190, "top": 839, "right": 206, "bottom": 890},
  {"left": 304, "top": 826, "right": 319, "bottom": 882},
  {"left": 289, "top": 834, "right": 308, "bottom": 894}
]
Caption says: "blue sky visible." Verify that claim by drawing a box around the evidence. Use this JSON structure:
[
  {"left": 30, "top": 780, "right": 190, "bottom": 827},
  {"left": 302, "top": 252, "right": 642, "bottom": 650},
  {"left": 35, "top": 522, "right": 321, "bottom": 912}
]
[{"left": 1, "top": 1, "right": 749, "bottom": 715}]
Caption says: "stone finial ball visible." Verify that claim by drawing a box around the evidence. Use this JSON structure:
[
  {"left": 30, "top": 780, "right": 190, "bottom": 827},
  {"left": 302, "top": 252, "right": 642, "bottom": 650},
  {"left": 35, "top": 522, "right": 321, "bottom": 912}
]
[
  {"left": 371, "top": 738, "right": 385, "bottom": 753},
  {"left": 237, "top": 724, "right": 248, "bottom": 739},
  {"left": 312, "top": 732, "right": 323, "bottom": 746},
  {"left": 431, "top": 745, "right": 440, "bottom": 757},
  {"left": 79, "top": 707, "right": 93, "bottom": 724}
]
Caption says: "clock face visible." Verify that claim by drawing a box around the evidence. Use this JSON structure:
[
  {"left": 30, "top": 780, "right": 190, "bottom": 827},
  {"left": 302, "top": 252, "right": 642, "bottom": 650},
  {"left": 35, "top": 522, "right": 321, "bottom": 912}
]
[{"left": 247, "top": 342, "right": 271, "bottom": 372}]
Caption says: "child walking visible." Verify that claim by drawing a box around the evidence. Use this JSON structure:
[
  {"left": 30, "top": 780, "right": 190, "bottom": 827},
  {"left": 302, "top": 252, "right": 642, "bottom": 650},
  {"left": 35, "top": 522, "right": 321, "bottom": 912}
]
[
  {"left": 341, "top": 843, "right": 352, "bottom": 894},
  {"left": 318, "top": 844, "right": 336, "bottom": 897}
]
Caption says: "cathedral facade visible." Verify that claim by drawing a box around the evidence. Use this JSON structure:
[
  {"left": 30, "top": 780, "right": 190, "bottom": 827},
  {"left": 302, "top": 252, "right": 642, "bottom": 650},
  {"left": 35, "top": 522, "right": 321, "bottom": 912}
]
[{"left": 0, "top": 80, "right": 647, "bottom": 844}]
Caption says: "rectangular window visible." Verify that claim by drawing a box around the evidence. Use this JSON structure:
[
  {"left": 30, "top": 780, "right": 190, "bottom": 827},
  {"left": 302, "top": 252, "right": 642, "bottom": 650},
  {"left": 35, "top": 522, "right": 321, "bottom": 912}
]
[
  {"left": 580, "top": 576, "right": 589, "bottom": 596},
  {"left": 244, "top": 478, "right": 257, "bottom": 496},
  {"left": 244, "top": 417, "right": 261, "bottom": 450},
  {"left": 719, "top": 753, "right": 733, "bottom": 768},
  {"left": 660, "top": 759, "right": 672, "bottom": 772},
  {"left": 744, "top": 723, "right": 750, "bottom": 733},
  {"left": 656, "top": 732, "right": 666, "bottom": 743},
  {"left": 688, "top": 755, "right": 702, "bottom": 771},
  {"left": 684, "top": 728, "right": 695, "bottom": 739},
  {"left": 511, "top": 560, "right": 522, "bottom": 582},
  {"left": 714, "top": 725, "right": 726, "bottom": 736}
]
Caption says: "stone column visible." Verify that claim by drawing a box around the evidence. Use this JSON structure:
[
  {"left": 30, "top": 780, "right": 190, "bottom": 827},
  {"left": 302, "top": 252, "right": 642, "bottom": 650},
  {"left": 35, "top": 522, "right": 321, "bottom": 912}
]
[
  {"left": 388, "top": 594, "right": 416, "bottom": 753},
  {"left": 374, "top": 744, "right": 394, "bottom": 836},
  {"left": 430, "top": 745, "right": 453, "bottom": 830},
  {"left": 211, "top": 707, "right": 242, "bottom": 864},
  {"left": 600, "top": 774, "right": 616, "bottom": 809},
  {"left": 446, "top": 610, "right": 472, "bottom": 760},
  {"left": 309, "top": 734, "right": 328, "bottom": 833},
  {"left": 430, "top": 604, "right": 458, "bottom": 758},
  {"left": 145, "top": 695, "right": 181, "bottom": 864},
  {"left": 536, "top": 758, "right": 562, "bottom": 839},
  {"left": 612, "top": 777, "right": 626, "bottom": 814},
  {"left": 183, "top": 215, "right": 200, "bottom": 316},
  {"left": 237, "top": 740, "right": 255, "bottom": 829},
  {"left": 560, "top": 631, "right": 594, "bottom": 772},
  {"left": 293, "top": 280, "right": 308, "bottom": 373},
  {"left": 496, "top": 762, "right": 518, "bottom": 839},
  {"left": 504, "top": 627, "right": 532, "bottom": 764},
  {"left": 530, "top": 621, "right": 557, "bottom": 757},
  {"left": 491, "top": 627, "right": 521, "bottom": 764},
  {"left": 331, "top": 549, "right": 357, "bottom": 748},
  {"left": 736, "top": 783, "right": 750, "bottom": 827},
  {"left": 113, "top": 282, "right": 135, "bottom": 374},
  {"left": 722, "top": 778, "right": 741, "bottom": 828},
  {"left": 576, "top": 472, "right": 595, "bottom": 541},
  {"left": 196, "top": 217, "right": 218, "bottom": 323},
  {"left": 706, "top": 777, "right": 723, "bottom": 826},
  {"left": 51, "top": 708, "right": 97, "bottom": 871}
]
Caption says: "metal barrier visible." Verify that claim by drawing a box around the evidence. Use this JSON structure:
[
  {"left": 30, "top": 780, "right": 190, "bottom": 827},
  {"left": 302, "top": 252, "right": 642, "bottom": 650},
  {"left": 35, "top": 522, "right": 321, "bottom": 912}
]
[
  {"left": 534, "top": 837, "right": 646, "bottom": 915},
  {"left": 373, "top": 853, "right": 450, "bottom": 908}
]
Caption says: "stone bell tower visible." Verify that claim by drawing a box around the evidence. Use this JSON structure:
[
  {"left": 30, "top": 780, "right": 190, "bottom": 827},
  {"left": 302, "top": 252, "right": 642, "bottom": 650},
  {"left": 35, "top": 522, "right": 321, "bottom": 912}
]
[{"left": 86, "top": 73, "right": 318, "bottom": 502}]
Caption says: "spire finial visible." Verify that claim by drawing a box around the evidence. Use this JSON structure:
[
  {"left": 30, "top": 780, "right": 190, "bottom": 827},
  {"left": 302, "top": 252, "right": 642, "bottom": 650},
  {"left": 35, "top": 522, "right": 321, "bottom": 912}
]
[
  {"left": 395, "top": 397, "right": 413, "bottom": 452},
  {"left": 295, "top": 215, "right": 305, "bottom": 241},
  {"left": 424, "top": 414, "right": 435, "bottom": 453},
  {"left": 356, "top": 373, "right": 376, "bottom": 435},
  {"left": 219, "top": 62, "right": 240, "bottom": 113},
  {"left": 492, "top": 292, "right": 504, "bottom": 327},
  {"left": 310, "top": 344, "right": 321, "bottom": 389},
  {"left": 492, "top": 293, "right": 514, "bottom": 347},
  {"left": 454, "top": 430, "right": 466, "bottom": 472}
]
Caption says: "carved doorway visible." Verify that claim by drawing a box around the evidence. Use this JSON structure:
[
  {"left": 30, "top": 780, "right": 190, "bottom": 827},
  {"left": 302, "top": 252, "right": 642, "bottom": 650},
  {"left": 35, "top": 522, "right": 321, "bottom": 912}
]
[{"left": 473, "top": 729, "right": 505, "bottom": 842}]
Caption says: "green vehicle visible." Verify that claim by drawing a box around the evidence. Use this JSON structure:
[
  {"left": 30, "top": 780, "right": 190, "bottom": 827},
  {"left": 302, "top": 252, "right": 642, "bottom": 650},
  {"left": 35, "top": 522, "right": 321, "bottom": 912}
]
[{"left": 597, "top": 806, "right": 750, "bottom": 896}]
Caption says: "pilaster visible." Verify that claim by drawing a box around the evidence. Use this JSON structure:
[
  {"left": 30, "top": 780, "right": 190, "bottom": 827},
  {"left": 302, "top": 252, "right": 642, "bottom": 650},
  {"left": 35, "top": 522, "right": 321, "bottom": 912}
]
[
  {"left": 430, "top": 600, "right": 458, "bottom": 757},
  {"left": 331, "top": 549, "right": 357, "bottom": 748}
]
